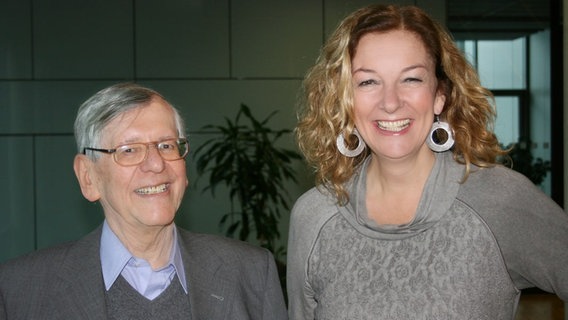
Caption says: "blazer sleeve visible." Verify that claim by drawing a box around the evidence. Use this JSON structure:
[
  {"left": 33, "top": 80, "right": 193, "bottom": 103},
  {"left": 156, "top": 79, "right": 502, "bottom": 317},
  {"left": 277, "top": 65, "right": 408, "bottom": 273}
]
[
  {"left": 260, "top": 250, "right": 288, "bottom": 320},
  {"left": 0, "top": 288, "right": 6, "bottom": 320},
  {"left": 179, "top": 229, "right": 288, "bottom": 320}
]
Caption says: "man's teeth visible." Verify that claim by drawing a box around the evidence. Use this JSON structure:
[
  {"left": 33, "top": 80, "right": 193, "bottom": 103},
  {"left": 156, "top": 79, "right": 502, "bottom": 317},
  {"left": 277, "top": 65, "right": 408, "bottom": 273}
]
[
  {"left": 136, "top": 184, "right": 168, "bottom": 195},
  {"left": 377, "top": 119, "right": 410, "bottom": 132}
]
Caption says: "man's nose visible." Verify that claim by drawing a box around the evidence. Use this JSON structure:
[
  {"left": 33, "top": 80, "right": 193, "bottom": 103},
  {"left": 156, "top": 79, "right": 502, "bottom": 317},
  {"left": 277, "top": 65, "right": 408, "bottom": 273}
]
[{"left": 139, "top": 145, "right": 166, "bottom": 172}]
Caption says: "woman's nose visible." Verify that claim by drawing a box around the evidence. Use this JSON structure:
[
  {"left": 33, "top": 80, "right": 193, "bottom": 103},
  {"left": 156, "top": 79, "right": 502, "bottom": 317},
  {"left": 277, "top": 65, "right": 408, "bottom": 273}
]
[{"left": 380, "top": 84, "right": 401, "bottom": 113}]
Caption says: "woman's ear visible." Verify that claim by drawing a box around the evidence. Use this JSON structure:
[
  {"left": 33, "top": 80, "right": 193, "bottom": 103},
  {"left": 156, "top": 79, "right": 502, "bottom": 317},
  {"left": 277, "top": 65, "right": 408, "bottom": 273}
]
[
  {"left": 73, "top": 154, "right": 101, "bottom": 202},
  {"left": 434, "top": 91, "right": 446, "bottom": 115}
]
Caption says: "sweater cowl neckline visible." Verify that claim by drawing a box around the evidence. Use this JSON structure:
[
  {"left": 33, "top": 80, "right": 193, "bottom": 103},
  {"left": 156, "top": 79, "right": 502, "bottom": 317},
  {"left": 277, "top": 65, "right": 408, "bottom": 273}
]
[{"left": 338, "top": 152, "right": 463, "bottom": 240}]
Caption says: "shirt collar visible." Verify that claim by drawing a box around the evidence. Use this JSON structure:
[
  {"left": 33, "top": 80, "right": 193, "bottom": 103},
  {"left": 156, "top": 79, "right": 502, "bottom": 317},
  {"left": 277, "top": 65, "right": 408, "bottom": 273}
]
[{"left": 100, "top": 220, "right": 188, "bottom": 293}]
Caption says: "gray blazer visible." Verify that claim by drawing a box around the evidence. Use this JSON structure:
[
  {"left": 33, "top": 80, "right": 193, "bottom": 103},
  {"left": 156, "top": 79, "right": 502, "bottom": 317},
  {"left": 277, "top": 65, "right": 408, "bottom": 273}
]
[{"left": 0, "top": 226, "right": 287, "bottom": 320}]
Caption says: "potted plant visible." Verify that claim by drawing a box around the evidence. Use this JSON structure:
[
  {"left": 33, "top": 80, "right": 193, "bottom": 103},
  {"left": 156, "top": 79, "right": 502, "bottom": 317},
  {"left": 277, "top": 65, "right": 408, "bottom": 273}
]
[{"left": 193, "top": 103, "right": 302, "bottom": 259}]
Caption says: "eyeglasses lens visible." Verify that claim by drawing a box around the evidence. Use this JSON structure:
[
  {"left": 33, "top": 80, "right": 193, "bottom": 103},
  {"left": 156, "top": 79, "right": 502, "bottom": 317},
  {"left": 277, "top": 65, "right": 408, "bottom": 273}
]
[{"left": 114, "top": 139, "right": 188, "bottom": 166}]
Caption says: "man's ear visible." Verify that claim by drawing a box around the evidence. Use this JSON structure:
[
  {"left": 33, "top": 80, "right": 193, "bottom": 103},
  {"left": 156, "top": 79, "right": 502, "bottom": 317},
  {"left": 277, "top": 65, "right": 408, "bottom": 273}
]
[{"left": 73, "top": 154, "right": 101, "bottom": 202}]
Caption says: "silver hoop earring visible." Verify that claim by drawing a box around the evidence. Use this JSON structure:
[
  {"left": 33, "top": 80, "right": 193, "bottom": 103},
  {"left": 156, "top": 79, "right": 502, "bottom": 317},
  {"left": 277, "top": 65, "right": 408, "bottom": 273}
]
[
  {"left": 427, "top": 116, "right": 454, "bottom": 152},
  {"left": 336, "top": 128, "right": 366, "bottom": 157}
]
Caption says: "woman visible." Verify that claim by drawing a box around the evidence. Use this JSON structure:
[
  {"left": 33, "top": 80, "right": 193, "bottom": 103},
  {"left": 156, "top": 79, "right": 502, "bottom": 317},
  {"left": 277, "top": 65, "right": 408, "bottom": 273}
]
[{"left": 287, "top": 4, "right": 568, "bottom": 319}]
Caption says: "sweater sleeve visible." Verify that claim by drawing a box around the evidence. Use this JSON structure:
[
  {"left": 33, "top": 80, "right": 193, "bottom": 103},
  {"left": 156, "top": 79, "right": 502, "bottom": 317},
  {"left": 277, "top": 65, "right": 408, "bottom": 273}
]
[
  {"left": 286, "top": 188, "right": 337, "bottom": 320},
  {"left": 460, "top": 166, "right": 568, "bottom": 301}
]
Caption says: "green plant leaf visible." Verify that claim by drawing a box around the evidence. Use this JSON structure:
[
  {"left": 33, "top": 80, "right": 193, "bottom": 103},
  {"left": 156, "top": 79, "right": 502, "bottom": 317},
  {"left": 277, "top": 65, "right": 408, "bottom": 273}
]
[{"left": 193, "top": 103, "right": 302, "bottom": 254}]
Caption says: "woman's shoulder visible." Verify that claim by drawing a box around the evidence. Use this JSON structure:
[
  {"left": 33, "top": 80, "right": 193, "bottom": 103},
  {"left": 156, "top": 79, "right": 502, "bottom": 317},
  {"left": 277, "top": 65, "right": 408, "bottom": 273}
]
[
  {"left": 466, "top": 164, "right": 541, "bottom": 194},
  {"left": 458, "top": 163, "right": 560, "bottom": 220},
  {"left": 294, "top": 186, "right": 336, "bottom": 209},
  {"left": 289, "top": 186, "right": 340, "bottom": 246}
]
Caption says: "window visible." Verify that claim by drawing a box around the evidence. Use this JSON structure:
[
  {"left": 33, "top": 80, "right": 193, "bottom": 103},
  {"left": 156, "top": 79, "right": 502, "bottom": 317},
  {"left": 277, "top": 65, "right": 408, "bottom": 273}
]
[
  {"left": 456, "top": 36, "right": 552, "bottom": 195},
  {"left": 457, "top": 38, "right": 527, "bottom": 147}
]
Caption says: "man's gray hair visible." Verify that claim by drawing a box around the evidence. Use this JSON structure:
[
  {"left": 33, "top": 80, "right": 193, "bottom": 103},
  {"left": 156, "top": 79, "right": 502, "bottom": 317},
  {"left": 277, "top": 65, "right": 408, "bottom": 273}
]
[{"left": 74, "top": 82, "right": 186, "bottom": 159}]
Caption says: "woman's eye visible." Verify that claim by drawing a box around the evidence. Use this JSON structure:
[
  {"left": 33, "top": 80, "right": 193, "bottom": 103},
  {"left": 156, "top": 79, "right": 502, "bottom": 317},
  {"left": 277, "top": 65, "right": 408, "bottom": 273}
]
[
  {"left": 404, "top": 77, "right": 422, "bottom": 83},
  {"left": 358, "top": 79, "right": 377, "bottom": 86}
]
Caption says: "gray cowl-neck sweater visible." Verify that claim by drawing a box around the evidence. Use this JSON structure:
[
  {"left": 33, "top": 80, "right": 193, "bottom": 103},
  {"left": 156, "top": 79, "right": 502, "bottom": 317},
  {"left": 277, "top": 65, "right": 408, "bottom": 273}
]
[{"left": 287, "top": 151, "right": 568, "bottom": 320}]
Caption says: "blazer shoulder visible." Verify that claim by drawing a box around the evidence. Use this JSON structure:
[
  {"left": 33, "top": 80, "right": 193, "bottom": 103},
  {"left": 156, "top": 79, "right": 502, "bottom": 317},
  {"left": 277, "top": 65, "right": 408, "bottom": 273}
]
[
  {"left": 1, "top": 241, "right": 74, "bottom": 275},
  {"left": 177, "top": 229, "right": 272, "bottom": 264},
  {"left": 1, "top": 226, "right": 101, "bottom": 280}
]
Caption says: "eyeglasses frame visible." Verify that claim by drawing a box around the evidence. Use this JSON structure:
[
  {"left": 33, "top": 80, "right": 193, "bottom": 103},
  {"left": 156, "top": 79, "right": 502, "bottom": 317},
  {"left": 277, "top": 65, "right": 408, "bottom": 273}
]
[{"left": 82, "top": 137, "right": 189, "bottom": 166}]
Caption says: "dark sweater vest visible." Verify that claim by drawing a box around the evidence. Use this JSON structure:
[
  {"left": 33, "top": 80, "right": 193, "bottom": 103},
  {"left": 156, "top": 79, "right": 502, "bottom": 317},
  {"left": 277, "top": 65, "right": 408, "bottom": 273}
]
[{"left": 105, "top": 274, "right": 191, "bottom": 319}]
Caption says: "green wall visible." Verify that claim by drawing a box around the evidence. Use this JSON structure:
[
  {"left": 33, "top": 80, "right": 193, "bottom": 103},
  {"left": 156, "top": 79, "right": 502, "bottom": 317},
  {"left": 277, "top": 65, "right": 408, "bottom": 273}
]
[{"left": 0, "top": 0, "right": 444, "bottom": 262}]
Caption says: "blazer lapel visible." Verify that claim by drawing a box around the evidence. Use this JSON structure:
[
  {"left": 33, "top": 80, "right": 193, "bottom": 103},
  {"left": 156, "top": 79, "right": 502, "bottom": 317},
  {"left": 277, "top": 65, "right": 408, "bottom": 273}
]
[
  {"left": 55, "top": 226, "right": 108, "bottom": 320},
  {"left": 179, "top": 230, "right": 236, "bottom": 319}
]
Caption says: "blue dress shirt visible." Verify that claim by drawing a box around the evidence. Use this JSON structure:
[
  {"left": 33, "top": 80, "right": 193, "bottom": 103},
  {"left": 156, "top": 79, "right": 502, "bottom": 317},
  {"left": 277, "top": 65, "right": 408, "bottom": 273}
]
[{"left": 100, "top": 221, "right": 188, "bottom": 300}]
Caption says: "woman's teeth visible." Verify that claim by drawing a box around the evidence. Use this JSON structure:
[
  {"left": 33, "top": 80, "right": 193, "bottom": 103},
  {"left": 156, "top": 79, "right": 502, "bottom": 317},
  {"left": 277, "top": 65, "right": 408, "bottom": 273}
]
[
  {"left": 377, "top": 119, "right": 410, "bottom": 132},
  {"left": 135, "top": 184, "right": 168, "bottom": 195}
]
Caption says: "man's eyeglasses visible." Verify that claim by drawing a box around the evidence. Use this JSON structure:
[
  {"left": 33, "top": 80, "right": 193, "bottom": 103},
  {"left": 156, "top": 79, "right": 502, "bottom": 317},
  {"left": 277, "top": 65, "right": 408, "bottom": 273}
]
[{"left": 83, "top": 138, "right": 189, "bottom": 167}]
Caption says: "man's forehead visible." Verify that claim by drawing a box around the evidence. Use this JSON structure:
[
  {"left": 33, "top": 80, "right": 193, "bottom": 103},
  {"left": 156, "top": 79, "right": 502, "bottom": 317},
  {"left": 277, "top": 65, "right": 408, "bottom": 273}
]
[{"left": 100, "top": 99, "right": 177, "bottom": 143}]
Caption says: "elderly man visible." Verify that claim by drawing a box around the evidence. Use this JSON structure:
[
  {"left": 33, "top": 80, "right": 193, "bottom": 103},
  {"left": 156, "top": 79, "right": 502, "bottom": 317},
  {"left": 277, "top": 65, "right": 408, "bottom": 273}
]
[{"left": 0, "top": 83, "right": 288, "bottom": 320}]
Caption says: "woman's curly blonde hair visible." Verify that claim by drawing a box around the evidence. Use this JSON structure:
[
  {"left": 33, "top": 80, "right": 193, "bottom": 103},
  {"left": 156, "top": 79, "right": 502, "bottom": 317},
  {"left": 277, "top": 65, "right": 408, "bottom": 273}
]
[{"left": 296, "top": 4, "right": 506, "bottom": 204}]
